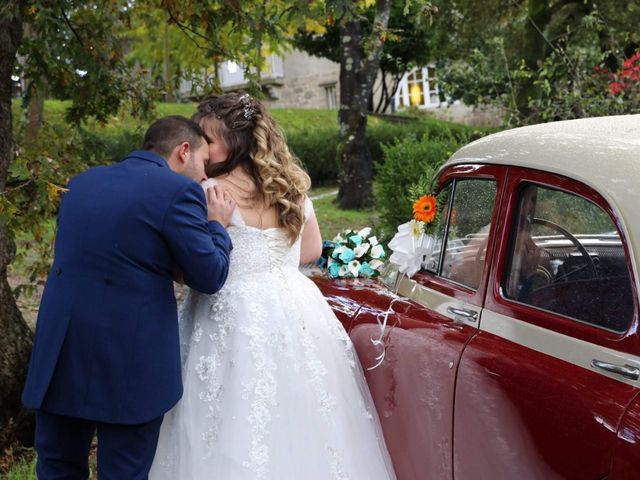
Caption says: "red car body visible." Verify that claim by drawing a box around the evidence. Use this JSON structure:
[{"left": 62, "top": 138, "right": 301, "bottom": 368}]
[{"left": 313, "top": 116, "right": 640, "bottom": 479}]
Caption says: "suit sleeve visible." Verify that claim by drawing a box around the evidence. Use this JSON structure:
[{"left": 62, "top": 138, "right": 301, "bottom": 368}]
[{"left": 162, "top": 181, "right": 233, "bottom": 294}]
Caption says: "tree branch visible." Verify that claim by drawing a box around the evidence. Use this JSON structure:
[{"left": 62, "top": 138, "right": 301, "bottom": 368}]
[
  {"left": 549, "top": 0, "right": 581, "bottom": 17},
  {"left": 60, "top": 8, "right": 84, "bottom": 47},
  {"left": 361, "top": 0, "right": 392, "bottom": 78}
]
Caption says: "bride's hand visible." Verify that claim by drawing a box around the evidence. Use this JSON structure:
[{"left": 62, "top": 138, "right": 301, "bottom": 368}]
[{"left": 205, "top": 184, "right": 235, "bottom": 226}]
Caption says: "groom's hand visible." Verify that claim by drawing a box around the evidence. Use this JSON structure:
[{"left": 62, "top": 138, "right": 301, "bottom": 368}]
[{"left": 205, "top": 184, "right": 235, "bottom": 226}]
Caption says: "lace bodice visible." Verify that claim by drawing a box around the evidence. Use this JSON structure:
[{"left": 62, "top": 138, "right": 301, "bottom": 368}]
[
  {"left": 201, "top": 178, "right": 306, "bottom": 280},
  {"left": 225, "top": 226, "right": 301, "bottom": 281}
]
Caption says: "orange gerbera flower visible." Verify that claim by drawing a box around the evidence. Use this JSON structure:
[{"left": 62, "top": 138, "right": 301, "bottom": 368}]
[{"left": 413, "top": 194, "right": 438, "bottom": 223}]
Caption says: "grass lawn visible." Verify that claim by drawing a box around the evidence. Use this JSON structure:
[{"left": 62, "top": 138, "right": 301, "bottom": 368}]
[
  {"left": 12, "top": 99, "right": 338, "bottom": 137},
  {"left": 1, "top": 444, "right": 97, "bottom": 480},
  {"left": 2, "top": 458, "right": 35, "bottom": 480},
  {"left": 311, "top": 188, "right": 382, "bottom": 241},
  {"left": 0, "top": 446, "right": 36, "bottom": 480}
]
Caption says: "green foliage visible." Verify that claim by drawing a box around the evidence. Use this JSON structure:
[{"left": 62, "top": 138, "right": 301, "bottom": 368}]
[
  {"left": 295, "top": 0, "right": 434, "bottom": 75},
  {"left": 294, "top": 1, "right": 437, "bottom": 113},
  {"left": 432, "top": 0, "right": 640, "bottom": 125},
  {"left": 407, "top": 175, "right": 432, "bottom": 203},
  {"left": 282, "top": 111, "right": 486, "bottom": 186},
  {"left": 527, "top": 48, "right": 640, "bottom": 122},
  {"left": 158, "top": 0, "right": 329, "bottom": 95},
  {"left": 375, "top": 132, "right": 464, "bottom": 235},
  {"left": 3, "top": 457, "right": 36, "bottom": 480},
  {"left": 437, "top": 37, "right": 517, "bottom": 120},
  {"left": 268, "top": 109, "right": 338, "bottom": 186},
  {"left": 18, "top": 1, "right": 159, "bottom": 124},
  {"left": 367, "top": 114, "right": 485, "bottom": 164},
  {"left": 123, "top": 3, "right": 214, "bottom": 100}
]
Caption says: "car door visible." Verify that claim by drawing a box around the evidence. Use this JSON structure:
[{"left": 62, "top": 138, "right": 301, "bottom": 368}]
[
  {"left": 453, "top": 168, "right": 640, "bottom": 479},
  {"left": 348, "top": 165, "right": 508, "bottom": 480}
]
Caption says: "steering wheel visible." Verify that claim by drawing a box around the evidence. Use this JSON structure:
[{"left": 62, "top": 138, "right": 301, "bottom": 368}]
[{"left": 532, "top": 218, "right": 598, "bottom": 279}]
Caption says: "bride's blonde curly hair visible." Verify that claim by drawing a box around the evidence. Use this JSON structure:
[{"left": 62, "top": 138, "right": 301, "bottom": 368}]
[{"left": 193, "top": 92, "right": 311, "bottom": 243}]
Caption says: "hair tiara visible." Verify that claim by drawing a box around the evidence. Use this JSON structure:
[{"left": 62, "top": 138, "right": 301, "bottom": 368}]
[{"left": 239, "top": 93, "right": 256, "bottom": 120}]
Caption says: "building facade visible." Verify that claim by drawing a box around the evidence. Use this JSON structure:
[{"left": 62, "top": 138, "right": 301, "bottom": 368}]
[{"left": 203, "top": 49, "right": 498, "bottom": 126}]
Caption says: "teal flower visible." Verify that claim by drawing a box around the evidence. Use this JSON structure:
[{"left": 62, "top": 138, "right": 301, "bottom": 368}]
[
  {"left": 359, "top": 261, "right": 375, "bottom": 277},
  {"left": 329, "top": 263, "right": 341, "bottom": 278},
  {"left": 339, "top": 248, "right": 355, "bottom": 262},
  {"left": 348, "top": 235, "right": 363, "bottom": 245},
  {"left": 331, "top": 245, "right": 347, "bottom": 258}
]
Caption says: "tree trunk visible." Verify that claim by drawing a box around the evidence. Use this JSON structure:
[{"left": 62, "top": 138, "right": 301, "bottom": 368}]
[
  {"left": 337, "top": 0, "right": 392, "bottom": 209},
  {"left": 23, "top": 23, "right": 44, "bottom": 143},
  {"left": 163, "top": 21, "right": 174, "bottom": 102},
  {"left": 25, "top": 81, "right": 45, "bottom": 144},
  {"left": 585, "top": 0, "right": 619, "bottom": 72},
  {"left": 0, "top": 1, "right": 35, "bottom": 450}
]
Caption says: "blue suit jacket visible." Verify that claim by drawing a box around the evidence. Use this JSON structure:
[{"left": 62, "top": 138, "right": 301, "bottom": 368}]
[{"left": 22, "top": 150, "right": 232, "bottom": 424}]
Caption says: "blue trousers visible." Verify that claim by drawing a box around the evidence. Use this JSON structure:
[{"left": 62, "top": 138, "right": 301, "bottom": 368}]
[{"left": 35, "top": 410, "right": 163, "bottom": 480}]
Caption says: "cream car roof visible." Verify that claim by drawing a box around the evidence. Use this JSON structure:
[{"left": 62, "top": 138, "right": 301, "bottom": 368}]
[{"left": 443, "top": 114, "right": 640, "bottom": 285}]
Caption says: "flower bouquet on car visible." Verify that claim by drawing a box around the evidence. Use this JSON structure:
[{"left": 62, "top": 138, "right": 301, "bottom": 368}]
[
  {"left": 387, "top": 176, "right": 445, "bottom": 278},
  {"left": 318, "top": 227, "right": 386, "bottom": 278}
]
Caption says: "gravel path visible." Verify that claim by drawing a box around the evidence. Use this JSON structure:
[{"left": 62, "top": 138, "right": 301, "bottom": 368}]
[{"left": 309, "top": 190, "right": 338, "bottom": 201}]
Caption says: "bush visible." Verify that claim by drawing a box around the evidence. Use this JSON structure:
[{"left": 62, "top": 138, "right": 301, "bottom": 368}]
[
  {"left": 285, "top": 112, "right": 487, "bottom": 186},
  {"left": 375, "top": 133, "right": 462, "bottom": 235},
  {"left": 265, "top": 108, "right": 335, "bottom": 186}
]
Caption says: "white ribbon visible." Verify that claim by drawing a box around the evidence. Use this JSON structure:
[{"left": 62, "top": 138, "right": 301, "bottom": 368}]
[
  {"left": 367, "top": 221, "right": 435, "bottom": 370},
  {"left": 387, "top": 221, "right": 435, "bottom": 278},
  {"left": 367, "top": 274, "right": 419, "bottom": 370}
]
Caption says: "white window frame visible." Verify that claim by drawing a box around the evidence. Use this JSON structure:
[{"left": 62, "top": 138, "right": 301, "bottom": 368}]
[
  {"left": 323, "top": 83, "right": 338, "bottom": 110},
  {"left": 394, "top": 65, "right": 440, "bottom": 110}
]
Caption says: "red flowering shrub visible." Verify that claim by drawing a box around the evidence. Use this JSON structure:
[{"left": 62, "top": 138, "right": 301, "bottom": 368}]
[{"left": 599, "top": 51, "right": 640, "bottom": 96}]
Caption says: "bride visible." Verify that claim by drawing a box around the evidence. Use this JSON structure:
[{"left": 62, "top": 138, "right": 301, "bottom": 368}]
[{"left": 150, "top": 93, "right": 396, "bottom": 480}]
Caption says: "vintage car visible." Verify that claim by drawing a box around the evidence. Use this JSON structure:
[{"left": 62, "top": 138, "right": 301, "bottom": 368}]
[{"left": 313, "top": 115, "right": 640, "bottom": 479}]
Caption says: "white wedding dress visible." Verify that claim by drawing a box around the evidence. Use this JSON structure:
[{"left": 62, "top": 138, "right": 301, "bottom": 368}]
[{"left": 150, "top": 194, "right": 396, "bottom": 480}]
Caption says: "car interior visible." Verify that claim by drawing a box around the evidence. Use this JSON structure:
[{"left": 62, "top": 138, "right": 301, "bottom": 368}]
[{"left": 504, "top": 183, "right": 634, "bottom": 333}]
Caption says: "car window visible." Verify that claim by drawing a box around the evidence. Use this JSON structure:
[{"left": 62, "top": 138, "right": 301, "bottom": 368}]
[
  {"left": 425, "top": 179, "right": 497, "bottom": 290},
  {"left": 503, "top": 182, "right": 634, "bottom": 332}
]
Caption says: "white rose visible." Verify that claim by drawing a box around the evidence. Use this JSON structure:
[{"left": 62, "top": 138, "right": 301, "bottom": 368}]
[
  {"left": 354, "top": 243, "right": 370, "bottom": 258},
  {"left": 369, "top": 236, "right": 378, "bottom": 246},
  {"left": 369, "top": 259, "right": 384, "bottom": 270},
  {"left": 338, "top": 265, "right": 349, "bottom": 277},
  {"left": 370, "top": 244, "right": 385, "bottom": 259},
  {"left": 357, "top": 227, "right": 372, "bottom": 238},
  {"left": 348, "top": 260, "right": 361, "bottom": 277}
]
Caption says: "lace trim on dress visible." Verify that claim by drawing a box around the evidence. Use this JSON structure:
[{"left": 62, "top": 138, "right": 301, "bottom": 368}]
[{"left": 239, "top": 296, "right": 278, "bottom": 480}]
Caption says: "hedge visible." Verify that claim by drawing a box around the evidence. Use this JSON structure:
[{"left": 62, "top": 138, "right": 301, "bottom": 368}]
[
  {"left": 374, "top": 133, "right": 462, "bottom": 236},
  {"left": 12, "top": 101, "right": 490, "bottom": 188}
]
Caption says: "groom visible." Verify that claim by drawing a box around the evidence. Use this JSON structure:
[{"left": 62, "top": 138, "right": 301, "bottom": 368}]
[{"left": 21, "top": 116, "right": 234, "bottom": 479}]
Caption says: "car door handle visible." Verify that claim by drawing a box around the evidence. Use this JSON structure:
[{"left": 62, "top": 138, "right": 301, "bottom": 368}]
[
  {"left": 591, "top": 359, "right": 640, "bottom": 381},
  {"left": 446, "top": 306, "right": 478, "bottom": 323}
]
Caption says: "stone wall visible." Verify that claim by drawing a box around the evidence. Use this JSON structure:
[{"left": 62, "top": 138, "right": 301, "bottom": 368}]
[
  {"left": 263, "top": 49, "right": 502, "bottom": 127},
  {"left": 426, "top": 103, "right": 503, "bottom": 127},
  {"left": 264, "top": 50, "right": 340, "bottom": 110}
]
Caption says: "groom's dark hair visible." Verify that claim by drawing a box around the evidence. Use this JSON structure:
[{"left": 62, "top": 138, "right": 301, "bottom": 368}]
[{"left": 143, "top": 116, "right": 206, "bottom": 157}]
